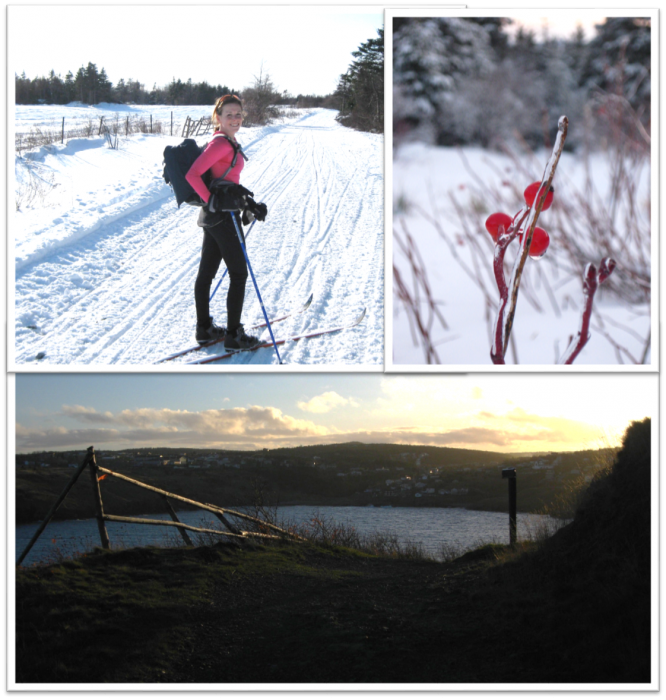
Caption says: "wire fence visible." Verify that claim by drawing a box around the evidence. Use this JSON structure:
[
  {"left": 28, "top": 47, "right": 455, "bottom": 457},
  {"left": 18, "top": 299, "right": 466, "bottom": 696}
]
[
  {"left": 14, "top": 105, "right": 305, "bottom": 155},
  {"left": 14, "top": 112, "right": 190, "bottom": 155}
]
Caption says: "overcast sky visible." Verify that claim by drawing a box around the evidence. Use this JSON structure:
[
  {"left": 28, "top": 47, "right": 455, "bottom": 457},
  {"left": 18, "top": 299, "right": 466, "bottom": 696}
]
[
  {"left": 390, "top": 7, "right": 635, "bottom": 41},
  {"left": 14, "top": 373, "right": 655, "bottom": 454},
  {"left": 8, "top": 5, "right": 383, "bottom": 96}
]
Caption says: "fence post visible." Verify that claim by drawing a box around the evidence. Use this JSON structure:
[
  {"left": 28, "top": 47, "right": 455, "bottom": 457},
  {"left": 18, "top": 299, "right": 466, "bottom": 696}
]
[
  {"left": 171, "top": 111, "right": 173, "bottom": 136},
  {"left": 502, "top": 468, "right": 517, "bottom": 545},
  {"left": 150, "top": 115, "right": 153, "bottom": 133},
  {"left": 213, "top": 511, "right": 242, "bottom": 536},
  {"left": 16, "top": 448, "right": 93, "bottom": 565},
  {"left": 88, "top": 448, "right": 111, "bottom": 550},
  {"left": 61, "top": 117, "right": 65, "bottom": 144},
  {"left": 98, "top": 116, "right": 104, "bottom": 136},
  {"left": 163, "top": 496, "right": 193, "bottom": 546}
]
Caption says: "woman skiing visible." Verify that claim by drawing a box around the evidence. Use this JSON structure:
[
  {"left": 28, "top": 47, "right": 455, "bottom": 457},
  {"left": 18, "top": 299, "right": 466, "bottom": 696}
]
[{"left": 186, "top": 94, "right": 264, "bottom": 349}]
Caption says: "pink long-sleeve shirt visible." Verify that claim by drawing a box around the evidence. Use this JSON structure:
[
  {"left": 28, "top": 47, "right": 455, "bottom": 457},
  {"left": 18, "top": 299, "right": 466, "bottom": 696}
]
[{"left": 185, "top": 133, "right": 245, "bottom": 204}]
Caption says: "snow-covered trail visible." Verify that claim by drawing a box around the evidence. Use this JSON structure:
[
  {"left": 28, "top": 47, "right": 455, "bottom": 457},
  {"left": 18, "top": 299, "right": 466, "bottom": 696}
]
[{"left": 12, "top": 109, "right": 384, "bottom": 367}]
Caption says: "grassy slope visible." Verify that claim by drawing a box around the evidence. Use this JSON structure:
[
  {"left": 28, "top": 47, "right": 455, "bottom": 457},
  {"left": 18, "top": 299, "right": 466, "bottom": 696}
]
[{"left": 14, "top": 419, "right": 651, "bottom": 685}]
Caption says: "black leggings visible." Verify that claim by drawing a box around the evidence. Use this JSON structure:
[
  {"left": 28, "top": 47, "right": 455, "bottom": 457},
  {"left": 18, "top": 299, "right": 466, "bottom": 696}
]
[{"left": 194, "top": 213, "right": 248, "bottom": 331}]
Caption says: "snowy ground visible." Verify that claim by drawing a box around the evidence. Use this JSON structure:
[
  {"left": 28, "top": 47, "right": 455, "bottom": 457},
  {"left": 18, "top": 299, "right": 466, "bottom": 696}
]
[
  {"left": 391, "top": 142, "right": 653, "bottom": 367},
  {"left": 11, "top": 107, "right": 384, "bottom": 368}
]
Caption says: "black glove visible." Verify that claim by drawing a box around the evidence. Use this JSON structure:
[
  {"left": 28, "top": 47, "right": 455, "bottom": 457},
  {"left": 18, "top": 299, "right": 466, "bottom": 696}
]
[
  {"left": 247, "top": 198, "right": 268, "bottom": 222},
  {"left": 207, "top": 181, "right": 255, "bottom": 212}
]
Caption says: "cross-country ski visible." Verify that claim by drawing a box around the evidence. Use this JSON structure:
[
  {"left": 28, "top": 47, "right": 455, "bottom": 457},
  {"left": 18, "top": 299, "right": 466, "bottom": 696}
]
[
  {"left": 156, "top": 294, "right": 314, "bottom": 364},
  {"left": 188, "top": 308, "right": 367, "bottom": 365}
]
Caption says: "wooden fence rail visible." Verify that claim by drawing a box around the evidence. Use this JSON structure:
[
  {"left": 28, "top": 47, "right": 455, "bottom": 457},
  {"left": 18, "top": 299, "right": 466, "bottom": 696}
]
[{"left": 17, "top": 446, "right": 301, "bottom": 566}]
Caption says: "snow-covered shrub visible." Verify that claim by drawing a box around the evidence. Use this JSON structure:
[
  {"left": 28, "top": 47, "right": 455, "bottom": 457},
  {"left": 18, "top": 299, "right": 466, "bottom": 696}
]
[{"left": 393, "top": 116, "right": 650, "bottom": 364}]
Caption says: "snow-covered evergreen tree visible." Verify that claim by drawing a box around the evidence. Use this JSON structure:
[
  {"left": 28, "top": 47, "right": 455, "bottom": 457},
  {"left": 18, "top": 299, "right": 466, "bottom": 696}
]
[{"left": 393, "top": 18, "right": 495, "bottom": 144}]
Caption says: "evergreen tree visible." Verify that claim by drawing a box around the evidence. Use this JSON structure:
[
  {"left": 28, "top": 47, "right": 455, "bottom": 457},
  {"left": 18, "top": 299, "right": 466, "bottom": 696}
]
[
  {"left": 97, "top": 67, "right": 113, "bottom": 103},
  {"left": 336, "top": 28, "right": 384, "bottom": 132},
  {"left": 64, "top": 71, "right": 76, "bottom": 103},
  {"left": 581, "top": 17, "right": 650, "bottom": 114},
  {"left": 393, "top": 18, "right": 495, "bottom": 144}
]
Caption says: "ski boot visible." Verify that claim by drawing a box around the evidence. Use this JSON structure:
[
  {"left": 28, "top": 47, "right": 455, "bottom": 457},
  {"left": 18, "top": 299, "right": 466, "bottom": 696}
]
[
  {"left": 224, "top": 324, "right": 261, "bottom": 350},
  {"left": 196, "top": 317, "right": 227, "bottom": 345}
]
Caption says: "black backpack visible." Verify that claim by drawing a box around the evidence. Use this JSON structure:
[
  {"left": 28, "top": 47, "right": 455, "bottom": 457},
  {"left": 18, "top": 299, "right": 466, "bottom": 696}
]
[{"left": 162, "top": 134, "right": 247, "bottom": 208}]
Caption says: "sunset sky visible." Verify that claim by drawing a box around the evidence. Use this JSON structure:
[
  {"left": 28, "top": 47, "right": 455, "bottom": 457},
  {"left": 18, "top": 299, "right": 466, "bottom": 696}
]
[{"left": 14, "top": 374, "right": 656, "bottom": 454}]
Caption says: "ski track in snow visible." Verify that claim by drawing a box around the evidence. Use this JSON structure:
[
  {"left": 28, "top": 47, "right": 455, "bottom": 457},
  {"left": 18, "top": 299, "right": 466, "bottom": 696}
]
[{"left": 13, "top": 109, "right": 384, "bottom": 367}]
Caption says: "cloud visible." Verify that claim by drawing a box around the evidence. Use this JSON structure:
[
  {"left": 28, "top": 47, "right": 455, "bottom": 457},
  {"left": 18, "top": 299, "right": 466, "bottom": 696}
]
[
  {"left": 16, "top": 405, "right": 336, "bottom": 451},
  {"left": 17, "top": 398, "right": 610, "bottom": 454},
  {"left": 297, "top": 391, "right": 357, "bottom": 414},
  {"left": 61, "top": 405, "right": 116, "bottom": 424}
]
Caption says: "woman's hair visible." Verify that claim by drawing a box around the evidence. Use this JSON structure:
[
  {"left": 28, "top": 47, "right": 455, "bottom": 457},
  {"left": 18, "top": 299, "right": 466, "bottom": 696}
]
[{"left": 212, "top": 94, "right": 243, "bottom": 128}]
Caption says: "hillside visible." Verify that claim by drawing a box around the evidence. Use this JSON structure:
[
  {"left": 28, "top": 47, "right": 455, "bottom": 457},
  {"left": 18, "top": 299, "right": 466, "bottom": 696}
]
[
  {"left": 14, "top": 419, "right": 651, "bottom": 685},
  {"left": 15, "top": 441, "right": 608, "bottom": 524}
]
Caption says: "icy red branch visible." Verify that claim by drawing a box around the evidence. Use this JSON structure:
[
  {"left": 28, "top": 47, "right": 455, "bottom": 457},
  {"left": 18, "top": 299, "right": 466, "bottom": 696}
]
[
  {"left": 490, "top": 209, "right": 528, "bottom": 364},
  {"left": 501, "top": 116, "right": 568, "bottom": 357},
  {"left": 560, "top": 257, "right": 616, "bottom": 364}
]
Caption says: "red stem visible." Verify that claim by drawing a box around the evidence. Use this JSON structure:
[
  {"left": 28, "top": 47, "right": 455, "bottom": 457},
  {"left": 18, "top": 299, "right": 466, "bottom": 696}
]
[
  {"left": 561, "top": 258, "right": 616, "bottom": 364},
  {"left": 490, "top": 211, "right": 529, "bottom": 364}
]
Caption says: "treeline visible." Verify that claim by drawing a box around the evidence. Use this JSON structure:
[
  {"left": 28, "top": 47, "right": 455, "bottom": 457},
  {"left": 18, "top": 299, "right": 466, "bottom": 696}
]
[
  {"left": 334, "top": 28, "right": 384, "bottom": 133},
  {"left": 14, "top": 62, "right": 334, "bottom": 110},
  {"left": 16, "top": 28, "right": 386, "bottom": 135},
  {"left": 394, "top": 17, "right": 651, "bottom": 150}
]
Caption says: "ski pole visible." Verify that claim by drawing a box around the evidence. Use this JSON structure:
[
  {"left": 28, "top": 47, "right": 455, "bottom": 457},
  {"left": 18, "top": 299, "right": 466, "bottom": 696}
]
[
  {"left": 209, "top": 219, "right": 257, "bottom": 302},
  {"left": 230, "top": 212, "right": 283, "bottom": 364}
]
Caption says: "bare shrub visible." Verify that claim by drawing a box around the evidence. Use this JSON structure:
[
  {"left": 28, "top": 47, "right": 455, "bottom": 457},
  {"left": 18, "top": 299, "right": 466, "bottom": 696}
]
[
  {"left": 15, "top": 157, "right": 57, "bottom": 211},
  {"left": 394, "top": 117, "right": 651, "bottom": 364},
  {"left": 242, "top": 70, "right": 281, "bottom": 126}
]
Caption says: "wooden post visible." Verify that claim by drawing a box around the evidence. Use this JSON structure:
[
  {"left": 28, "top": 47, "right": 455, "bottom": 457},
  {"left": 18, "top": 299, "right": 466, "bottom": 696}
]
[
  {"left": 170, "top": 111, "right": 173, "bottom": 136},
  {"left": 98, "top": 116, "right": 104, "bottom": 136},
  {"left": 17, "top": 448, "right": 92, "bottom": 565},
  {"left": 88, "top": 449, "right": 110, "bottom": 550},
  {"left": 150, "top": 114, "right": 153, "bottom": 133},
  {"left": 61, "top": 117, "right": 65, "bottom": 144},
  {"left": 502, "top": 468, "right": 517, "bottom": 546},
  {"left": 213, "top": 511, "right": 242, "bottom": 535},
  {"left": 163, "top": 496, "right": 193, "bottom": 546}
]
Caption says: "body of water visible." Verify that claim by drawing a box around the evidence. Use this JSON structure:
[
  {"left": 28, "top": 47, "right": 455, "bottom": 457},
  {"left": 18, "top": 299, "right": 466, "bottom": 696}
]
[{"left": 15, "top": 505, "right": 563, "bottom": 566}]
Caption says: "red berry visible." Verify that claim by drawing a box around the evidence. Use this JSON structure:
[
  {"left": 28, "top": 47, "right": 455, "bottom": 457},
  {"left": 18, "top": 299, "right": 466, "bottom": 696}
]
[
  {"left": 485, "top": 212, "right": 512, "bottom": 242},
  {"left": 524, "top": 182, "right": 554, "bottom": 210},
  {"left": 519, "top": 226, "right": 550, "bottom": 259}
]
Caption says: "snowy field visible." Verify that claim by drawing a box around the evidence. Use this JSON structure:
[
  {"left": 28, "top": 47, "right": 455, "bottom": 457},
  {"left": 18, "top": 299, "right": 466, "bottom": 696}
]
[
  {"left": 392, "top": 142, "right": 653, "bottom": 367},
  {"left": 11, "top": 106, "right": 384, "bottom": 368}
]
